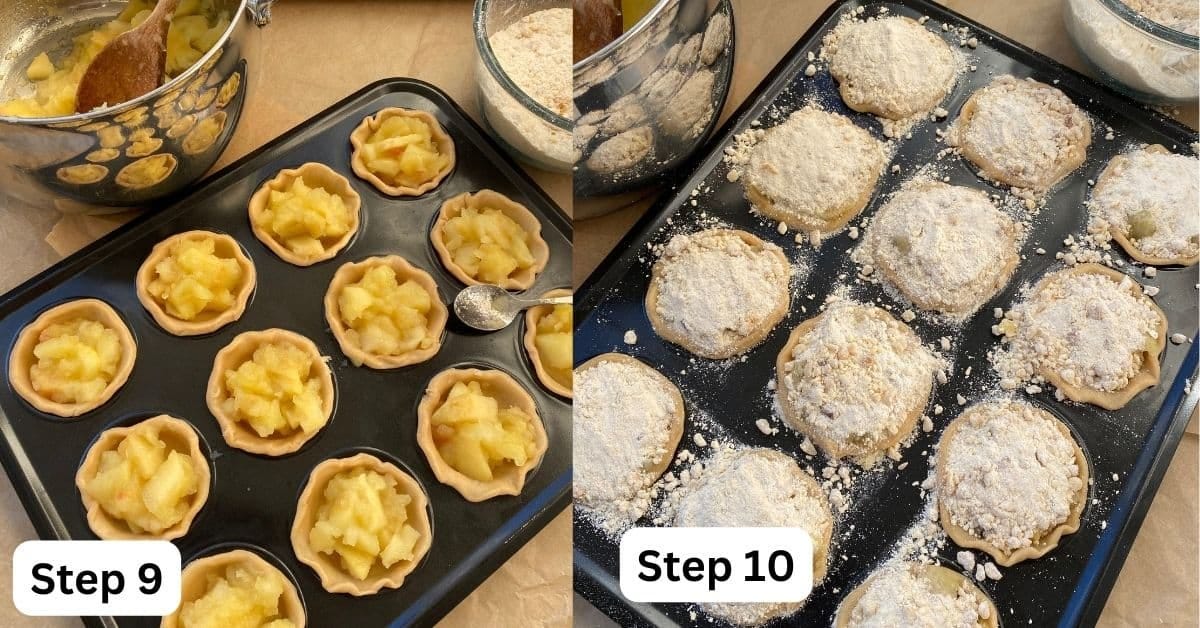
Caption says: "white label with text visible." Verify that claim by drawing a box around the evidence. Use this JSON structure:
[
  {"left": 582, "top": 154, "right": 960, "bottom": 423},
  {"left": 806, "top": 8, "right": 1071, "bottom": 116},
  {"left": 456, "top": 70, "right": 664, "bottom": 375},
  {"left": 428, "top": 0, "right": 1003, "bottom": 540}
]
[
  {"left": 13, "top": 540, "right": 180, "bottom": 616},
  {"left": 619, "top": 527, "right": 813, "bottom": 603}
]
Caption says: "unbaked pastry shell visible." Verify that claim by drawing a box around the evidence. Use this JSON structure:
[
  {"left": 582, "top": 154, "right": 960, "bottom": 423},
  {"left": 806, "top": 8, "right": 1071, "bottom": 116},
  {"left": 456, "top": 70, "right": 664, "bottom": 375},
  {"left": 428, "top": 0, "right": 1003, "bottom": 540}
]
[
  {"left": 1095, "top": 145, "right": 1199, "bottom": 267},
  {"left": 430, "top": 189, "right": 550, "bottom": 290},
  {"left": 937, "top": 401, "right": 1089, "bottom": 566},
  {"left": 75, "top": 414, "right": 211, "bottom": 540},
  {"left": 349, "top": 108, "right": 455, "bottom": 197},
  {"left": 954, "top": 77, "right": 1091, "bottom": 191},
  {"left": 828, "top": 17, "right": 957, "bottom": 120},
  {"left": 1039, "top": 264, "right": 1166, "bottom": 410},
  {"left": 416, "top": 368, "right": 548, "bottom": 502},
  {"left": 323, "top": 255, "right": 448, "bottom": 369},
  {"left": 135, "top": 230, "right": 256, "bottom": 336},
  {"left": 834, "top": 563, "right": 999, "bottom": 627},
  {"left": 573, "top": 353, "right": 685, "bottom": 512},
  {"left": 744, "top": 114, "right": 883, "bottom": 234},
  {"left": 160, "top": 548, "right": 306, "bottom": 628},
  {"left": 687, "top": 449, "right": 832, "bottom": 627},
  {"left": 869, "top": 182, "right": 1021, "bottom": 317},
  {"left": 9, "top": 299, "right": 137, "bottom": 418},
  {"left": 523, "top": 288, "right": 573, "bottom": 398},
  {"left": 290, "top": 453, "right": 432, "bottom": 596},
  {"left": 248, "top": 162, "right": 362, "bottom": 266},
  {"left": 775, "top": 308, "right": 931, "bottom": 464},
  {"left": 206, "top": 329, "right": 335, "bottom": 456},
  {"left": 645, "top": 229, "right": 791, "bottom": 359}
]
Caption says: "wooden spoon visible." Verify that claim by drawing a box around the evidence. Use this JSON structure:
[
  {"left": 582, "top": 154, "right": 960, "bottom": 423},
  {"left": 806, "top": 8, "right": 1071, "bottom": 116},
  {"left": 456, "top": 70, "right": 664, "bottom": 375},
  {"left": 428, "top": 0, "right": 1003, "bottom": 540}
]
[{"left": 74, "top": 0, "right": 181, "bottom": 114}]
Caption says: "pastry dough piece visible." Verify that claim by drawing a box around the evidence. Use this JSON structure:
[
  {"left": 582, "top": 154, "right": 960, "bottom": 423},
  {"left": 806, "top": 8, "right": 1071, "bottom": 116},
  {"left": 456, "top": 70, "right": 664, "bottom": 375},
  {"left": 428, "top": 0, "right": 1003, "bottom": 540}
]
[
  {"left": 430, "top": 189, "right": 550, "bottom": 290},
  {"left": 776, "top": 300, "right": 938, "bottom": 465},
  {"left": 824, "top": 16, "right": 958, "bottom": 120},
  {"left": 523, "top": 288, "right": 573, "bottom": 397},
  {"left": 248, "top": 163, "right": 362, "bottom": 266},
  {"left": 9, "top": 299, "right": 136, "bottom": 417},
  {"left": 162, "top": 549, "right": 305, "bottom": 628},
  {"left": 646, "top": 228, "right": 791, "bottom": 359},
  {"left": 291, "top": 453, "right": 432, "bottom": 596},
  {"left": 136, "top": 230, "right": 256, "bottom": 336},
  {"left": 416, "top": 368, "right": 548, "bottom": 502},
  {"left": 323, "top": 255, "right": 447, "bottom": 369},
  {"left": 744, "top": 106, "right": 887, "bottom": 233},
  {"left": 350, "top": 108, "right": 455, "bottom": 196},
  {"left": 206, "top": 329, "right": 335, "bottom": 456},
  {"left": 948, "top": 75, "right": 1091, "bottom": 192},
  {"left": 75, "top": 415, "right": 210, "bottom": 540},
  {"left": 1088, "top": 145, "right": 1199, "bottom": 266},
  {"left": 859, "top": 180, "right": 1021, "bottom": 317},
  {"left": 991, "top": 264, "right": 1166, "bottom": 409},
  {"left": 574, "top": 353, "right": 685, "bottom": 534},
  {"left": 674, "top": 448, "right": 832, "bottom": 626},
  {"left": 835, "top": 562, "right": 998, "bottom": 628},
  {"left": 937, "top": 400, "right": 1089, "bottom": 566}
]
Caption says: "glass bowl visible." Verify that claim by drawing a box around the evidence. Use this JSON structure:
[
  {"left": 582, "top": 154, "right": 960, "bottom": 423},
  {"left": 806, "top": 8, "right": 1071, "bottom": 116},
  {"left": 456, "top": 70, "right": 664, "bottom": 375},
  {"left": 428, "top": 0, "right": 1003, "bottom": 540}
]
[
  {"left": 472, "top": 0, "right": 573, "bottom": 173},
  {"left": 1064, "top": 0, "right": 1199, "bottom": 104}
]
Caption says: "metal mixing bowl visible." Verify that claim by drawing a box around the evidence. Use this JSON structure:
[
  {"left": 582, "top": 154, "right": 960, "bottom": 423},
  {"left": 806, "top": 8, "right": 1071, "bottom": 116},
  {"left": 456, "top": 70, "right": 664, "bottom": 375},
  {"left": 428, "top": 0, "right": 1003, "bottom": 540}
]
[
  {"left": 0, "top": 0, "right": 270, "bottom": 214},
  {"left": 572, "top": 0, "right": 734, "bottom": 212}
]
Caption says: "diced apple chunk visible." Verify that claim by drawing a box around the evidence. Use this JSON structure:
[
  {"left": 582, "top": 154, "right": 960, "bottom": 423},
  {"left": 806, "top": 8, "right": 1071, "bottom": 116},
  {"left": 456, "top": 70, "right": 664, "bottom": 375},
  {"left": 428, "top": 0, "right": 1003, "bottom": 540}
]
[
  {"left": 334, "top": 264, "right": 436, "bottom": 363},
  {"left": 430, "top": 379, "right": 538, "bottom": 482},
  {"left": 307, "top": 468, "right": 422, "bottom": 581}
]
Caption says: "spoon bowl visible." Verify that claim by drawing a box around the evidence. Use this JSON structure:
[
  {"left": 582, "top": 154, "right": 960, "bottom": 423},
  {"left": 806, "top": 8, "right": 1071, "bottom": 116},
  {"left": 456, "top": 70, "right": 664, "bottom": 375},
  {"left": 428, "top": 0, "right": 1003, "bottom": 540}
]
[{"left": 454, "top": 285, "right": 572, "bottom": 331}]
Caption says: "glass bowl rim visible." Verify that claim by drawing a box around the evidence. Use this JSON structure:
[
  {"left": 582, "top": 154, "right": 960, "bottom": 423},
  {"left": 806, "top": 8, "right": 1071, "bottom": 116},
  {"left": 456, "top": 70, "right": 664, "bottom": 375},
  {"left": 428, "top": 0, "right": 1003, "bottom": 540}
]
[{"left": 1092, "top": 0, "right": 1199, "bottom": 49}]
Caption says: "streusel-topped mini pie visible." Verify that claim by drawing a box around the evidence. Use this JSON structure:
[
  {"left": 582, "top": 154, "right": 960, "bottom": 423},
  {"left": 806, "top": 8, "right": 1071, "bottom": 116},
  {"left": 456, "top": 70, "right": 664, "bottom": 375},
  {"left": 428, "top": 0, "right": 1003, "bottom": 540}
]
[
  {"left": 162, "top": 549, "right": 305, "bottom": 628},
  {"left": 1088, "top": 145, "right": 1199, "bottom": 266},
  {"left": 776, "top": 300, "right": 938, "bottom": 465},
  {"left": 646, "top": 228, "right": 792, "bottom": 359},
  {"left": 9, "top": 299, "right": 136, "bottom": 417},
  {"left": 136, "top": 230, "right": 256, "bottom": 336},
  {"left": 823, "top": 16, "right": 958, "bottom": 120},
  {"left": 248, "top": 162, "right": 361, "bottom": 266},
  {"left": 937, "top": 400, "right": 1089, "bottom": 566},
  {"left": 856, "top": 180, "right": 1021, "bottom": 318},
  {"left": 991, "top": 264, "right": 1166, "bottom": 409},
  {"left": 76, "top": 415, "right": 210, "bottom": 540},
  {"left": 291, "top": 453, "right": 432, "bottom": 596},
  {"left": 416, "top": 368, "right": 548, "bottom": 502},
  {"left": 835, "top": 562, "right": 998, "bottom": 628},
  {"left": 430, "top": 190, "right": 550, "bottom": 290},
  {"left": 350, "top": 108, "right": 455, "bottom": 196},
  {"left": 949, "top": 75, "right": 1091, "bottom": 194},
  {"left": 574, "top": 353, "right": 685, "bottom": 535},
  {"left": 323, "top": 256, "right": 448, "bottom": 369},
  {"left": 207, "top": 329, "right": 335, "bottom": 456},
  {"left": 523, "top": 288, "right": 573, "bottom": 398},
  {"left": 743, "top": 106, "right": 887, "bottom": 235},
  {"left": 673, "top": 448, "right": 833, "bottom": 626}
]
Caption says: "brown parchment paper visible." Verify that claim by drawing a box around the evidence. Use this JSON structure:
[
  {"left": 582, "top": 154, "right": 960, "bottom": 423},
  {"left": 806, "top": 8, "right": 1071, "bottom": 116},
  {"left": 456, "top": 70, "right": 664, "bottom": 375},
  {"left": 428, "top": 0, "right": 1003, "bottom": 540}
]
[
  {"left": 573, "top": 0, "right": 1198, "bottom": 625},
  {"left": 9, "top": 2, "right": 570, "bottom": 627}
]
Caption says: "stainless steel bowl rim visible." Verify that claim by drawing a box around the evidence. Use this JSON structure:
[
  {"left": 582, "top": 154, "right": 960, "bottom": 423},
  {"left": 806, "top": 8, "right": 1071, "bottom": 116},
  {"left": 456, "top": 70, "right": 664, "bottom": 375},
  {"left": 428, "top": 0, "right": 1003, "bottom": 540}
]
[
  {"left": 0, "top": 0, "right": 259, "bottom": 126},
  {"left": 1094, "top": 0, "right": 1199, "bottom": 49},
  {"left": 572, "top": 0, "right": 673, "bottom": 72},
  {"left": 472, "top": 0, "right": 570, "bottom": 131}
]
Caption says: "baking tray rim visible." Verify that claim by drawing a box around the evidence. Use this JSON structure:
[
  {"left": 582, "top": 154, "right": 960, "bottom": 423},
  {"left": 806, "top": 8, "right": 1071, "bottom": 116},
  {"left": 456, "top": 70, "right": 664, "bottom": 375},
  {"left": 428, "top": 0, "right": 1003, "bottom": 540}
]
[
  {"left": 570, "top": 1, "right": 1200, "bottom": 626},
  {"left": 0, "top": 77, "right": 573, "bottom": 628}
]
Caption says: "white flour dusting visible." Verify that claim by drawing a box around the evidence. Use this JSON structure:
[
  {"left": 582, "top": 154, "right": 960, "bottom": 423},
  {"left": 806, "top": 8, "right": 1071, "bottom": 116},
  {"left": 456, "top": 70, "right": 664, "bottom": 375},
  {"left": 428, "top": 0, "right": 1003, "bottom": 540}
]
[{"left": 574, "top": 358, "right": 681, "bottom": 535}]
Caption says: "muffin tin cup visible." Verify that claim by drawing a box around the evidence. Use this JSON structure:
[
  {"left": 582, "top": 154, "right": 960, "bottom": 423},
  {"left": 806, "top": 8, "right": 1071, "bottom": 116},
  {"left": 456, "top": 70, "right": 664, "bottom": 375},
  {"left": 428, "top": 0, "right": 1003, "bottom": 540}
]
[
  {"left": 574, "top": 1, "right": 1199, "bottom": 625},
  {"left": 0, "top": 79, "right": 571, "bottom": 627}
]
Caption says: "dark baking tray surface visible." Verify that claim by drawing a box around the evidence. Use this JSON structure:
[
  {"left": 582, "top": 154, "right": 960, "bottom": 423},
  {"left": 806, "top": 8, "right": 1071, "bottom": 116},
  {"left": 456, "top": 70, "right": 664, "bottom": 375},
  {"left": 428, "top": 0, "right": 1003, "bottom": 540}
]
[
  {"left": 573, "top": 1, "right": 1199, "bottom": 626},
  {"left": 0, "top": 78, "right": 571, "bottom": 628}
]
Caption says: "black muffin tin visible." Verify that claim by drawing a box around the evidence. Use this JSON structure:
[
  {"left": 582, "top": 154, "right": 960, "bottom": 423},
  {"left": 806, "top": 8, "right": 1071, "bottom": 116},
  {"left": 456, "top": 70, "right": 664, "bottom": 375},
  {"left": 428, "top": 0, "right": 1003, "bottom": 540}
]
[
  {"left": 574, "top": 1, "right": 1199, "bottom": 626},
  {"left": 0, "top": 79, "right": 571, "bottom": 627}
]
